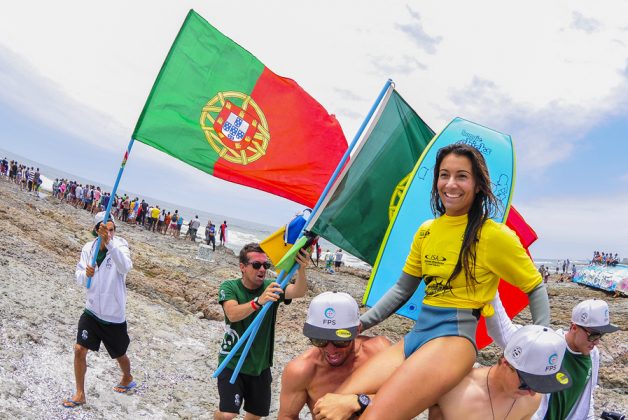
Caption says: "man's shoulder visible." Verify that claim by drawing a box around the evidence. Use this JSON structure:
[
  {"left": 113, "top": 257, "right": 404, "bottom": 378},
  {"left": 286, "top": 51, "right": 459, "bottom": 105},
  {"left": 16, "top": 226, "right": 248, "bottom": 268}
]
[
  {"left": 359, "top": 335, "right": 392, "bottom": 353},
  {"left": 111, "top": 236, "right": 129, "bottom": 248},
  {"left": 82, "top": 239, "right": 97, "bottom": 252},
  {"left": 283, "top": 348, "right": 320, "bottom": 382},
  {"left": 219, "top": 278, "right": 244, "bottom": 294}
]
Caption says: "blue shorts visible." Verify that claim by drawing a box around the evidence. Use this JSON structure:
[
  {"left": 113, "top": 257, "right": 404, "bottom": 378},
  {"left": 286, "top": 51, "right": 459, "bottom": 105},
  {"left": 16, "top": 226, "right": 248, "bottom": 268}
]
[{"left": 403, "top": 304, "right": 479, "bottom": 358}]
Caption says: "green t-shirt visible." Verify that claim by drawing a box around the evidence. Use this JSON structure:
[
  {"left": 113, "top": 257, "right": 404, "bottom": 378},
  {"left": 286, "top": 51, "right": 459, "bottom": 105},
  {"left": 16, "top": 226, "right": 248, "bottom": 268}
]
[
  {"left": 544, "top": 350, "right": 592, "bottom": 420},
  {"left": 217, "top": 278, "right": 288, "bottom": 376},
  {"left": 96, "top": 248, "right": 108, "bottom": 267}
]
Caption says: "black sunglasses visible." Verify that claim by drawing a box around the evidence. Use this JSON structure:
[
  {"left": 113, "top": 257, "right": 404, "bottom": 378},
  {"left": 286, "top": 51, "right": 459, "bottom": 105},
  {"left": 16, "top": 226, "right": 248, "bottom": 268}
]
[
  {"left": 579, "top": 325, "right": 604, "bottom": 342},
  {"left": 310, "top": 338, "right": 352, "bottom": 348},
  {"left": 509, "top": 366, "right": 532, "bottom": 391},
  {"left": 515, "top": 370, "right": 532, "bottom": 391},
  {"left": 248, "top": 261, "right": 271, "bottom": 270}
]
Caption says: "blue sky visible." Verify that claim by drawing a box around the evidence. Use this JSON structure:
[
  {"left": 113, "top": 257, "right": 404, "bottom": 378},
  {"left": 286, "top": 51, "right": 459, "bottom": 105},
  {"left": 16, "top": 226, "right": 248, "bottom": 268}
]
[{"left": 1, "top": 1, "right": 627, "bottom": 260}]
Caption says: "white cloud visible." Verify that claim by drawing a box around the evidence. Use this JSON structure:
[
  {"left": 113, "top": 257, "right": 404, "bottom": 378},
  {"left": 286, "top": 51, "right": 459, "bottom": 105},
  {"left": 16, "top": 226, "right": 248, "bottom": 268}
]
[
  {"left": 571, "top": 11, "right": 601, "bottom": 33},
  {"left": 0, "top": 45, "right": 128, "bottom": 152},
  {"left": 1, "top": 0, "right": 627, "bottom": 254},
  {"left": 396, "top": 6, "right": 443, "bottom": 54},
  {"left": 519, "top": 194, "right": 628, "bottom": 260}
]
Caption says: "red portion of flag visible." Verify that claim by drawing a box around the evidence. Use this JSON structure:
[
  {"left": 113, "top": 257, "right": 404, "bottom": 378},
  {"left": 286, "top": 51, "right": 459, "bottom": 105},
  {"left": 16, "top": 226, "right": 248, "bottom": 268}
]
[
  {"left": 505, "top": 206, "right": 538, "bottom": 248},
  {"left": 213, "top": 67, "right": 347, "bottom": 207},
  {"left": 476, "top": 205, "right": 538, "bottom": 349}
]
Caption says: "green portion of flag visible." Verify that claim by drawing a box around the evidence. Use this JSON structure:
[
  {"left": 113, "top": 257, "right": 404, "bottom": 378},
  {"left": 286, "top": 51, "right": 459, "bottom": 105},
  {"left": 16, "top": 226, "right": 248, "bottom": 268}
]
[
  {"left": 311, "top": 90, "right": 434, "bottom": 265},
  {"left": 133, "top": 10, "right": 264, "bottom": 172}
]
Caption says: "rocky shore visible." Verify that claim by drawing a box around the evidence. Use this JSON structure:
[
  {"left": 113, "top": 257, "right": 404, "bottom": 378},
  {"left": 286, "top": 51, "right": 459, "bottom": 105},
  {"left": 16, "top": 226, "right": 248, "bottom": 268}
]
[{"left": 0, "top": 179, "right": 626, "bottom": 418}]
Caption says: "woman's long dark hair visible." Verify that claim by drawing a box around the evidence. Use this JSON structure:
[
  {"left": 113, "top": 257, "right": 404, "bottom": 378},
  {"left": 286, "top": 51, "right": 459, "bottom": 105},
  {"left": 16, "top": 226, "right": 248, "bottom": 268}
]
[{"left": 429, "top": 143, "right": 500, "bottom": 290}]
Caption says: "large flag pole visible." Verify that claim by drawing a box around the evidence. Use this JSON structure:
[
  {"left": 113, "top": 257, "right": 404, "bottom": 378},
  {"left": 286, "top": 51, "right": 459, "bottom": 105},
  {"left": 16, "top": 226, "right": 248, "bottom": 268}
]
[
  {"left": 86, "top": 138, "right": 135, "bottom": 289},
  {"left": 213, "top": 79, "right": 394, "bottom": 382}
]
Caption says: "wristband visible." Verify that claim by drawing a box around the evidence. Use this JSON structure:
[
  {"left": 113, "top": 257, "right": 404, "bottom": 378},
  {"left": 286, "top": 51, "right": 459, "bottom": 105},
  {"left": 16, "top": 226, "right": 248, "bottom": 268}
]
[{"left": 250, "top": 299, "right": 260, "bottom": 310}]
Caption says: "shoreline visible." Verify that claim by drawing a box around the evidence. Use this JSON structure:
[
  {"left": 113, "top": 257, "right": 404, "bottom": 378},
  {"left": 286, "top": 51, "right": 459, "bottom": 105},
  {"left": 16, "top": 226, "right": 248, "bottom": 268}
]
[{"left": 0, "top": 179, "right": 626, "bottom": 417}]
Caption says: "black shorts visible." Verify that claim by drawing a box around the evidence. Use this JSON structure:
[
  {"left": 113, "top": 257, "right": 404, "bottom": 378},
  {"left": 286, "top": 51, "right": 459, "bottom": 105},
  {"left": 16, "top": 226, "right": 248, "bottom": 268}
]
[
  {"left": 76, "top": 312, "right": 130, "bottom": 359},
  {"left": 334, "top": 261, "right": 341, "bottom": 268},
  {"left": 217, "top": 367, "right": 272, "bottom": 416}
]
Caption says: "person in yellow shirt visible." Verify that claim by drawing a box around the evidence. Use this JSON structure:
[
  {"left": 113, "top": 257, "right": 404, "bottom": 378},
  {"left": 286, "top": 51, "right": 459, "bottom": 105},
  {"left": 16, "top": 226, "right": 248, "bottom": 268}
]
[
  {"left": 314, "top": 143, "right": 550, "bottom": 420},
  {"left": 150, "top": 206, "right": 160, "bottom": 232}
]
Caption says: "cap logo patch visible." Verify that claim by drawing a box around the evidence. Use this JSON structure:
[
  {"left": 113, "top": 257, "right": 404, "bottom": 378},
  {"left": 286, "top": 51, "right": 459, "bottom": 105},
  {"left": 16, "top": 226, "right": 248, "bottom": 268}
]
[
  {"left": 548, "top": 353, "right": 558, "bottom": 365},
  {"left": 335, "top": 329, "right": 351, "bottom": 338},
  {"left": 324, "top": 307, "right": 336, "bottom": 319},
  {"left": 556, "top": 372, "right": 569, "bottom": 385},
  {"left": 511, "top": 346, "right": 522, "bottom": 359},
  {"left": 580, "top": 313, "right": 588, "bottom": 322}
]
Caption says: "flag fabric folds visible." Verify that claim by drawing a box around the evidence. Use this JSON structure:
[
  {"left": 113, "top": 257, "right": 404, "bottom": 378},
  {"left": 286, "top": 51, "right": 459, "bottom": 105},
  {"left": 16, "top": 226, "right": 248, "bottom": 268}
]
[
  {"left": 307, "top": 88, "right": 434, "bottom": 265},
  {"left": 133, "top": 10, "right": 347, "bottom": 207}
]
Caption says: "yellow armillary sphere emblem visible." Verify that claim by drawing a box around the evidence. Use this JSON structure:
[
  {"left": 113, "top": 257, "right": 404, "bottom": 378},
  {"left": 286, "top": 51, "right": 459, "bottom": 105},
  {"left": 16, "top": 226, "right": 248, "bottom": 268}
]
[
  {"left": 389, "top": 172, "right": 412, "bottom": 220},
  {"left": 200, "top": 91, "right": 270, "bottom": 165}
]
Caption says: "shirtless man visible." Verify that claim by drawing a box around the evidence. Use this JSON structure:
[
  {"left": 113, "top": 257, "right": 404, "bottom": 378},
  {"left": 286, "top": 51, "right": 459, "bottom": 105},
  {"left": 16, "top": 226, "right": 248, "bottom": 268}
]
[
  {"left": 278, "top": 292, "right": 391, "bottom": 419},
  {"left": 430, "top": 325, "right": 572, "bottom": 420},
  {"left": 314, "top": 325, "right": 571, "bottom": 420}
]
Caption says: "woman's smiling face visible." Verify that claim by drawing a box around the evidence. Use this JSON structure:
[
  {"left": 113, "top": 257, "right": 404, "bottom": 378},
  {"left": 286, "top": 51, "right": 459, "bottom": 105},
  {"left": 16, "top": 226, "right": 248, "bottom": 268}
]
[{"left": 437, "top": 153, "right": 478, "bottom": 217}]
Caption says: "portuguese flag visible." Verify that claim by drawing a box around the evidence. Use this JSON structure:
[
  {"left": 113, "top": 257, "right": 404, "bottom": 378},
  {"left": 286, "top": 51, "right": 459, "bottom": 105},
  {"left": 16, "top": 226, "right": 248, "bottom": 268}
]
[{"left": 133, "top": 10, "right": 347, "bottom": 207}]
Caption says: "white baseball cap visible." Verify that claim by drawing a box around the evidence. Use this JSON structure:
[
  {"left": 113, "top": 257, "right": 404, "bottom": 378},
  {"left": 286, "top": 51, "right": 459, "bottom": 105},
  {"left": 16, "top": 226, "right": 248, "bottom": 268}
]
[
  {"left": 303, "top": 292, "right": 359, "bottom": 341},
  {"left": 505, "top": 325, "right": 572, "bottom": 393},
  {"left": 94, "top": 211, "right": 114, "bottom": 227},
  {"left": 571, "top": 299, "right": 619, "bottom": 334}
]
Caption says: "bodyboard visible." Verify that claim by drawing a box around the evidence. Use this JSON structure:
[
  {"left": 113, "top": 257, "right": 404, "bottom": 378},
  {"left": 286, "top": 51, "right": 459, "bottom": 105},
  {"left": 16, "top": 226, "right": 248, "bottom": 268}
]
[{"left": 364, "top": 117, "right": 515, "bottom": 323}]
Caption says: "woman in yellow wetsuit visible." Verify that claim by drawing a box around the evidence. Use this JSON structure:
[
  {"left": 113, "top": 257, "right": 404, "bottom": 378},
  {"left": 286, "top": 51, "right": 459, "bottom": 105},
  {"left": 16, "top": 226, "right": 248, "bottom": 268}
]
[{"left": 313, "top": 143, "right": 549, "bottom": 420}]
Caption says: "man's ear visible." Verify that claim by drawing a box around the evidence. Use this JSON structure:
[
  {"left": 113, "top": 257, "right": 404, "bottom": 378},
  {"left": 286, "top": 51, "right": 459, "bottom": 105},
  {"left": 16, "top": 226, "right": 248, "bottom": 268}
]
[{"left": 499, "top": 356, "right": 510, "bottom": 368}]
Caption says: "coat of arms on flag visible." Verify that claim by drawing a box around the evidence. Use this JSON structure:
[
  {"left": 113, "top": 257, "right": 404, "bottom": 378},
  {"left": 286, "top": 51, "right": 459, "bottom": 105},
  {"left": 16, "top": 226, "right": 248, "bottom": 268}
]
[{"left": 200, "top": 91, "right": 270, "bottom": 165}]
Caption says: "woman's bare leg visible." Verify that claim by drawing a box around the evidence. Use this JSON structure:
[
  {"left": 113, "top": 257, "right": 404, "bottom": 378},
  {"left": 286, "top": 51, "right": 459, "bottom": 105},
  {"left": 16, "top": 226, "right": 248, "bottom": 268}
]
[
  {"left": 362, "top": 336, "right": 475, "bottom": 420},
  {"left": 335, "top": 339, "right": 406, "bottom": 394}
]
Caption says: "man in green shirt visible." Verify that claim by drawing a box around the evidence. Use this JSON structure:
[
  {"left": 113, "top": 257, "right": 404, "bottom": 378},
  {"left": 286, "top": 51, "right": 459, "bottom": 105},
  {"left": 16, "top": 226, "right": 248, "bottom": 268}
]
[
  {"left": 215, "top": 242, "right": 310, "bottom": 420},
  {"left": 487, "top": 295, "right": 620, "bottom": 419}
]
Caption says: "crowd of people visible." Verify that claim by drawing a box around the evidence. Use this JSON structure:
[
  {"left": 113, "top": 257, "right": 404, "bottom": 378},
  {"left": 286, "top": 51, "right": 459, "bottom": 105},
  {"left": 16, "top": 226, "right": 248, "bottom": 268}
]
[
  {"left": 592, "top": 251, "right": 621, "bottom": 266},
  {"left": 6, "top": 149, "right": 622, "bottom": 419},
  {"left": 538, "top": 260, "right": 578, "bottom": 283},
  {"left": 1, "top": 155, "right": 230, "bottom": 250},
  {"left": 0, "top": 157, "right": 44, "bottom": 193},
  {"left": 322, "top": 248, "right": 344, "bottom": 274}
]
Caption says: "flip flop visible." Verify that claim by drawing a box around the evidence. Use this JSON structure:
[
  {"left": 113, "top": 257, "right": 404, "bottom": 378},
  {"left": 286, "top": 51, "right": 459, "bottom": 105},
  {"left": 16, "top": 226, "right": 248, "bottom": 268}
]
[
  {"left": 62, "top": 399, "right": 85, "bottom": 408},
  {"left": 113, "top": 381, "right": 137, "bottom": 393}
]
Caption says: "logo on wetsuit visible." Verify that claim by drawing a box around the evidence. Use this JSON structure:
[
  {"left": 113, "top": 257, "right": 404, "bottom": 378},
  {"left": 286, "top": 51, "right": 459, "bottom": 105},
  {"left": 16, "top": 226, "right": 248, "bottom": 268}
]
[
  {"left": 424, "top": 254, "right": 447, "bottom": 268},
  {"left": 423, "top": 276, "right": 452, "bottom": 297}
]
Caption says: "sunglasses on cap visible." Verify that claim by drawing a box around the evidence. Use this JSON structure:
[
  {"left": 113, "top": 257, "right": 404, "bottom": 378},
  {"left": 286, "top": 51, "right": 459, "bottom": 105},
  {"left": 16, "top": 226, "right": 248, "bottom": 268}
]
[
  {"left": 247, "top": 261, "right": 271, "bottom": 270},
  {"left": 578, "top": 325, "right": 604, "bottom": 342},
  {"left": 310, "top": 338, "right": 352, "bottom": 348},
  {"left": 509, "top": 366, "right": 532, "bottom": 391}
]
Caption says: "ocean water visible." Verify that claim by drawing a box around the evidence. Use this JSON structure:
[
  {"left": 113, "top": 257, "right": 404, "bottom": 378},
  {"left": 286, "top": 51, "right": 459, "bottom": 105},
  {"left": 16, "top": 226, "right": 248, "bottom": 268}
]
[
  {"left": 2, "top": 148, "right": 367, "bottom": 268},
  {"left": 2, "top": 147, "right": 581, "bottom": 273},
  {"left": 534, "top": 258, "right": 590, "bottom": 271}
]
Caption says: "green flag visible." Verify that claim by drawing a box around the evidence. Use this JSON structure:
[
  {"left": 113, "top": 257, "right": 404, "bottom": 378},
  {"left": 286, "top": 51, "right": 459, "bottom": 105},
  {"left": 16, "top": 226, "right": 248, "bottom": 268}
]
[{"left": 307, "top": 88, "right": 434, "bottom": 265}]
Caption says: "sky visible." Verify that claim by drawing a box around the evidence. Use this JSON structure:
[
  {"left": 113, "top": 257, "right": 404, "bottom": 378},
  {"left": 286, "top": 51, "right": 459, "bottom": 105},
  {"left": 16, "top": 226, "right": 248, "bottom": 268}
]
[{"left": 0, "top": 1, "right": 627, "bottom": 260}]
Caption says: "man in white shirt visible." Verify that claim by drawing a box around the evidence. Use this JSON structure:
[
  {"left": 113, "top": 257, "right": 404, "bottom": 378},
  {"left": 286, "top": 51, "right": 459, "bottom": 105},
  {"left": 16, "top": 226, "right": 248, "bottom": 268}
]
[{"left": 63, "top": 212, "right": 135, "bottom": 408}]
